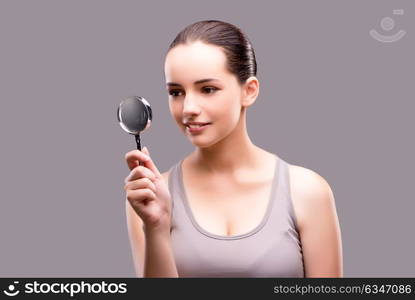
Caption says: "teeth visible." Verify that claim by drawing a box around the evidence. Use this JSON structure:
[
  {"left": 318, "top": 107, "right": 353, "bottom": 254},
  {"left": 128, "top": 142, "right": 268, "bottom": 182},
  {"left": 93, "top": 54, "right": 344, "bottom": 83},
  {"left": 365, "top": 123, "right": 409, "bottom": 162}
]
[{"left": 188, "top": 124, "right": 204, "bottom": 128}]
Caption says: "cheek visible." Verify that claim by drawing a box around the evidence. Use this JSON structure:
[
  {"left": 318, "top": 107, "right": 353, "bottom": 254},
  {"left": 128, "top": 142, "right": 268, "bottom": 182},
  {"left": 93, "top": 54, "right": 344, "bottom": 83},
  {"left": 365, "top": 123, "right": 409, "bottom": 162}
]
[
  {"left": 225, "top": 108, "right": 241, "bottom": 129},
  {"left": 169, "top": 101, "right": 185, "bottom": 127},
  {"left": 216, "top": 97, "right": 241, "bottom": 130},
  {"left": 168, "top": 100, "right": 175, "bottom": 115}
]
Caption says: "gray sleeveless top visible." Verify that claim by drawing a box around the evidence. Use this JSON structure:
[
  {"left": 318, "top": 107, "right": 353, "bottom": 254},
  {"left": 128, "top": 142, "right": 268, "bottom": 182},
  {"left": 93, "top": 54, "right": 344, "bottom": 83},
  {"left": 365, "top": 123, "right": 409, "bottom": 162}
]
[{"left": 167, "top": 155, "right": 304, "bottom": 277}]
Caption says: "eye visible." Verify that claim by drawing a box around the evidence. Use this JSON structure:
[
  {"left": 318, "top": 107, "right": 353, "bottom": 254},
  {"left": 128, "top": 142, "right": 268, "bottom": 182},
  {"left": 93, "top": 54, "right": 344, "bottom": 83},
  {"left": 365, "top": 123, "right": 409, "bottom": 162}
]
[
  {"left": 202, "top": 86, "right": 218, "bottom": 94},
  {"left": 168, "top": 89, "right": 184, "bottom": 97}
]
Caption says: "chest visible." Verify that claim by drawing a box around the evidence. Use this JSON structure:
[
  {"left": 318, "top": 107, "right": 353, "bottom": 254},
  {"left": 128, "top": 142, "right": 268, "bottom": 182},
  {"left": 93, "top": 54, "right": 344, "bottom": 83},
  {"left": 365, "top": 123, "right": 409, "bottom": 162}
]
[{"left": 182, "top": 174, "right": 275, "bottom": 237}]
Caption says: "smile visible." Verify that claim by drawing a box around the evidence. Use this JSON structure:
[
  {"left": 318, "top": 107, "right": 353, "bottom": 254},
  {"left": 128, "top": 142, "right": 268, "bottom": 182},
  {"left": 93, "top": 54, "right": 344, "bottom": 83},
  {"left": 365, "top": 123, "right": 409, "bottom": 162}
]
[{"left": 186, "top": 123, "right": 211, "bottom": 134}]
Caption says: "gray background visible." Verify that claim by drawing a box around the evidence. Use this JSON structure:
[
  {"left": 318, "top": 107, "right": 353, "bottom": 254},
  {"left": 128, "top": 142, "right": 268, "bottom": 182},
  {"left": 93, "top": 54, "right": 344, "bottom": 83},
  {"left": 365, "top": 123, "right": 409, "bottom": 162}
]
[{"left": 0, "top": 0, "right": 413, "bottom": 277}]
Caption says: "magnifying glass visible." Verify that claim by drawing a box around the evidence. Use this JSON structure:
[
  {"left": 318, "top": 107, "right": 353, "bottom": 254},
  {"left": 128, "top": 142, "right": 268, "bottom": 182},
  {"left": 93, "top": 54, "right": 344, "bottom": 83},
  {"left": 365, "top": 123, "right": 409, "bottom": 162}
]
[{"left": 117, "top": 96, "right": 152, "bottom": 151}]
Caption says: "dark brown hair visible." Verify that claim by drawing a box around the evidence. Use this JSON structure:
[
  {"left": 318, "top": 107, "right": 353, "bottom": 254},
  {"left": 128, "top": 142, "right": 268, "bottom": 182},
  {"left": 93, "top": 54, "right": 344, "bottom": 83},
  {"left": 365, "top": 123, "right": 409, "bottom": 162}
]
[{"left": 167, "top": 20, "right": 257, "bottom": 85}]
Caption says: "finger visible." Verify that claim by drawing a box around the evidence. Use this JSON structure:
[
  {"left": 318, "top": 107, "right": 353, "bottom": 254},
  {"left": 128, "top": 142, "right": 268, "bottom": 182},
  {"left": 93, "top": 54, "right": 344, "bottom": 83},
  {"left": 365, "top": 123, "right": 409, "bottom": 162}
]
[
  {"left": 125, "top": 165, "right": 156, "bottom": 183},
  {"left": 125, "top": 166, "right": 156, "bottom": 183},
  {"left": 140, "top": 147, "right": 162, "bottom": 179},
  {"left": 126, "top": 189, "right": 156, "bottom": 204},
  {"left": 124, "top": 177, "right": 156, "bottom": 193},
  {"left": 142, "top": 146, "right": 149, "bottom": 156},
  {"left": 125, "top": 150, "right": 151, "bottom": 171}
]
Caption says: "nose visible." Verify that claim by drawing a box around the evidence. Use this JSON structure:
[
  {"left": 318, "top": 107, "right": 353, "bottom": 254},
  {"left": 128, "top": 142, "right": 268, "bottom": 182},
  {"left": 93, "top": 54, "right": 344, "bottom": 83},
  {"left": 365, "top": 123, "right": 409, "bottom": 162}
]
[{"left": 182, "top": 94, "right": 201, "bottom": 117}]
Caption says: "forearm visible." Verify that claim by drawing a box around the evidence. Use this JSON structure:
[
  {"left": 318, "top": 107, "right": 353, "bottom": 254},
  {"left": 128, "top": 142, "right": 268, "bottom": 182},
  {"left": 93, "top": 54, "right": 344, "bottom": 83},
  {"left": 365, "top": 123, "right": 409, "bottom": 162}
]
[{"left": 143, "top": 227, "right": 179, "bottom": 278}]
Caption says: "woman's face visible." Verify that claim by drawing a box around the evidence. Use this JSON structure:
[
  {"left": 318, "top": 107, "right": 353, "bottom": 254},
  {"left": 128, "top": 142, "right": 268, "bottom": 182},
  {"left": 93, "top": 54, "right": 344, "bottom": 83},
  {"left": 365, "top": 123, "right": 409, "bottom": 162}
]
[{"left": 164, "top": 41, "right": 244, "bottom": 148}]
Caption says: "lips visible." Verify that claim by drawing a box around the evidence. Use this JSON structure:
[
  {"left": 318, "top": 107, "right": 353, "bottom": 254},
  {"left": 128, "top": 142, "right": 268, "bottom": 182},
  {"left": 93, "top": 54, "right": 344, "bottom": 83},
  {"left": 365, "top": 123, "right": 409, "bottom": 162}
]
[
  {"left": 184, "top": 122, "right": 212, "bottom": 128},
  {"left": 185, "top": 122, "right": 211, "bottom": 134}
]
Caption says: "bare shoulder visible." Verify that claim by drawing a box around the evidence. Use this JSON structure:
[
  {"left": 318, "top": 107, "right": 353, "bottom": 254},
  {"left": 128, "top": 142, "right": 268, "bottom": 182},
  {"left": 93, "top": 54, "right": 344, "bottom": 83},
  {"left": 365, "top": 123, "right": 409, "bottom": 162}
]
[
  {"left": 288, "top": 164, "right": 336, "bottom": 231},
  {"left": 288, "top": 164, "right": 333, "bottom": 198},
  {"left": 161, "top": 170, "right": 170, "bottom": 183},
  {"left": 161, "top": 157, "right": 187, "bottom": 183}
]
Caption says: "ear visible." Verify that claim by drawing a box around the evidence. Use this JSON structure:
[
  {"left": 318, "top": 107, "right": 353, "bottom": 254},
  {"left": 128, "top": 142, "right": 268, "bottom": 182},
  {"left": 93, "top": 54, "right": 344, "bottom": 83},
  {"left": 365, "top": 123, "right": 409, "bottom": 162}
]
[{"left": 241, "top": 76, "right": 260, "bottom": 108}]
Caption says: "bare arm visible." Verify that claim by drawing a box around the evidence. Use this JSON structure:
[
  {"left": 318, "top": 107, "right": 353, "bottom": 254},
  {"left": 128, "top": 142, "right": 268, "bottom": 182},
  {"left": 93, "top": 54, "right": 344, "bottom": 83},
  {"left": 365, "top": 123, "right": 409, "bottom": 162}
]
[
  {"left": 125, "top": 199, "right": 145, "bottom": 277},
  {"left": 125, "top": 171, "right": 178, "bottom": 277},
  {"left": 290, "top": 165, "right": 343, "bottom": 277},
  {"left": 143, "top": 222, "right": 178, "bottom": 277}
]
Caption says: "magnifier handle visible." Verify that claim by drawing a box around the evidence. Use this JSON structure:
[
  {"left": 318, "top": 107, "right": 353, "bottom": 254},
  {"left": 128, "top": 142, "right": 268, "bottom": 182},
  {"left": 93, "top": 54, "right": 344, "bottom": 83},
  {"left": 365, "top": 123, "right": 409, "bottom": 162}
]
[
  {"left": 135, "top": 134, "right": 145, "bottom": 166},
  {"left": 135, "top": 134, "right": 142, "bottom": 151}
]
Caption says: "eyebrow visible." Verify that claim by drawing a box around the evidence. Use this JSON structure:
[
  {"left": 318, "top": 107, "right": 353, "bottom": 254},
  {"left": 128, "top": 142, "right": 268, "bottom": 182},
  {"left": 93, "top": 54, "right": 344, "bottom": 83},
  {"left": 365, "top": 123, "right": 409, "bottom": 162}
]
[{"left": 166, "top": 78, "right": 220, "bottom": 87}]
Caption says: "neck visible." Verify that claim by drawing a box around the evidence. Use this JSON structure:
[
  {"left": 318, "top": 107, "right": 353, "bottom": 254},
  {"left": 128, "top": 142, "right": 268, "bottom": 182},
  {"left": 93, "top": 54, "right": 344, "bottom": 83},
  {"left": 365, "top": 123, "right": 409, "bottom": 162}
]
[{"left": 190, "top": 109, "right": 267, "bottom": 175}]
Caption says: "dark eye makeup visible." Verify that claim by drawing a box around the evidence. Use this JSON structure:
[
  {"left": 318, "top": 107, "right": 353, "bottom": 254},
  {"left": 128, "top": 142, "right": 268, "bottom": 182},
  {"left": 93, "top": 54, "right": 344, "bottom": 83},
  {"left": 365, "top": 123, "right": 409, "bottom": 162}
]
[{"left": 168, "top": 86, "right": 219, "bottom": 97}]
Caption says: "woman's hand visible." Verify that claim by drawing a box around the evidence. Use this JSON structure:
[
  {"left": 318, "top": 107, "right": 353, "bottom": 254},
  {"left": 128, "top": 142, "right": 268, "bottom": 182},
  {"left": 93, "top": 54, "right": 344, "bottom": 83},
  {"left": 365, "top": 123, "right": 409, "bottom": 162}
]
[{"left": 124, "top": 147, "right": 172, "bottom": 233}]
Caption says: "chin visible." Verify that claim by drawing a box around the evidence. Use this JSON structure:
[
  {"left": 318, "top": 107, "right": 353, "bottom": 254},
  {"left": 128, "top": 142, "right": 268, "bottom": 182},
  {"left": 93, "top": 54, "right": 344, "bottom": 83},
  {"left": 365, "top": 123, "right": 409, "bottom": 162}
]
[
  {"left": 188, "top": 136, "right": 221, "bottom": 149},
  {"left": 188, "top": 139, "right": 211, "bottom": 148}
]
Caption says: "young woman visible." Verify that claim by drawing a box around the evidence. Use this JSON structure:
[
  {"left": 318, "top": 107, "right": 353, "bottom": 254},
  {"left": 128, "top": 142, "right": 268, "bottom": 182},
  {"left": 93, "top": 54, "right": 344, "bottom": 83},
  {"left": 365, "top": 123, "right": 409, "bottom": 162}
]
[{"left": 124, "top": 20, "right": 343, "bottom": 277}]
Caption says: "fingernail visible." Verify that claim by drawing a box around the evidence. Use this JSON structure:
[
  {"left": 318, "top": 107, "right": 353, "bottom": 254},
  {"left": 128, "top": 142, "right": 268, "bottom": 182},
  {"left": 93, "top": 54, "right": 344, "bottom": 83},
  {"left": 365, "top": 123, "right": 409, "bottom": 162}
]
[{"left": 143, "top": 154, "right": 150, "bottom": 161}]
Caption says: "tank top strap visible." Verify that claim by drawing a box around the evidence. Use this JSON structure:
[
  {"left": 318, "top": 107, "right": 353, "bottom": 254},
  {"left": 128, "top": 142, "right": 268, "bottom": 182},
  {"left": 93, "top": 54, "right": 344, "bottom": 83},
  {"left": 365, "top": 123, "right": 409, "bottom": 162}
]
[
  {"left": 167, "top": 162, "right": 177, "bottom": 211},
  {"left": 274, "top": 157, "right": 301, "bottom": 235},
  {"left": 167, "top": 160, "right": 184, "bottom": 232}
]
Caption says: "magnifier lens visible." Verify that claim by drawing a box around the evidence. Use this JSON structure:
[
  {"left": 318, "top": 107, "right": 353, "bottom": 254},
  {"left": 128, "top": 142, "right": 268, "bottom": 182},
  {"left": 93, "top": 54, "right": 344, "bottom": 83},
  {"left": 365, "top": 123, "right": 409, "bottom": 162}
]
[
  {"left": 117, "top": 96, "right": 152, "bottom": 150},
  {"left": 117, "top": 96, "right": 151, "bottom": 134}
]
